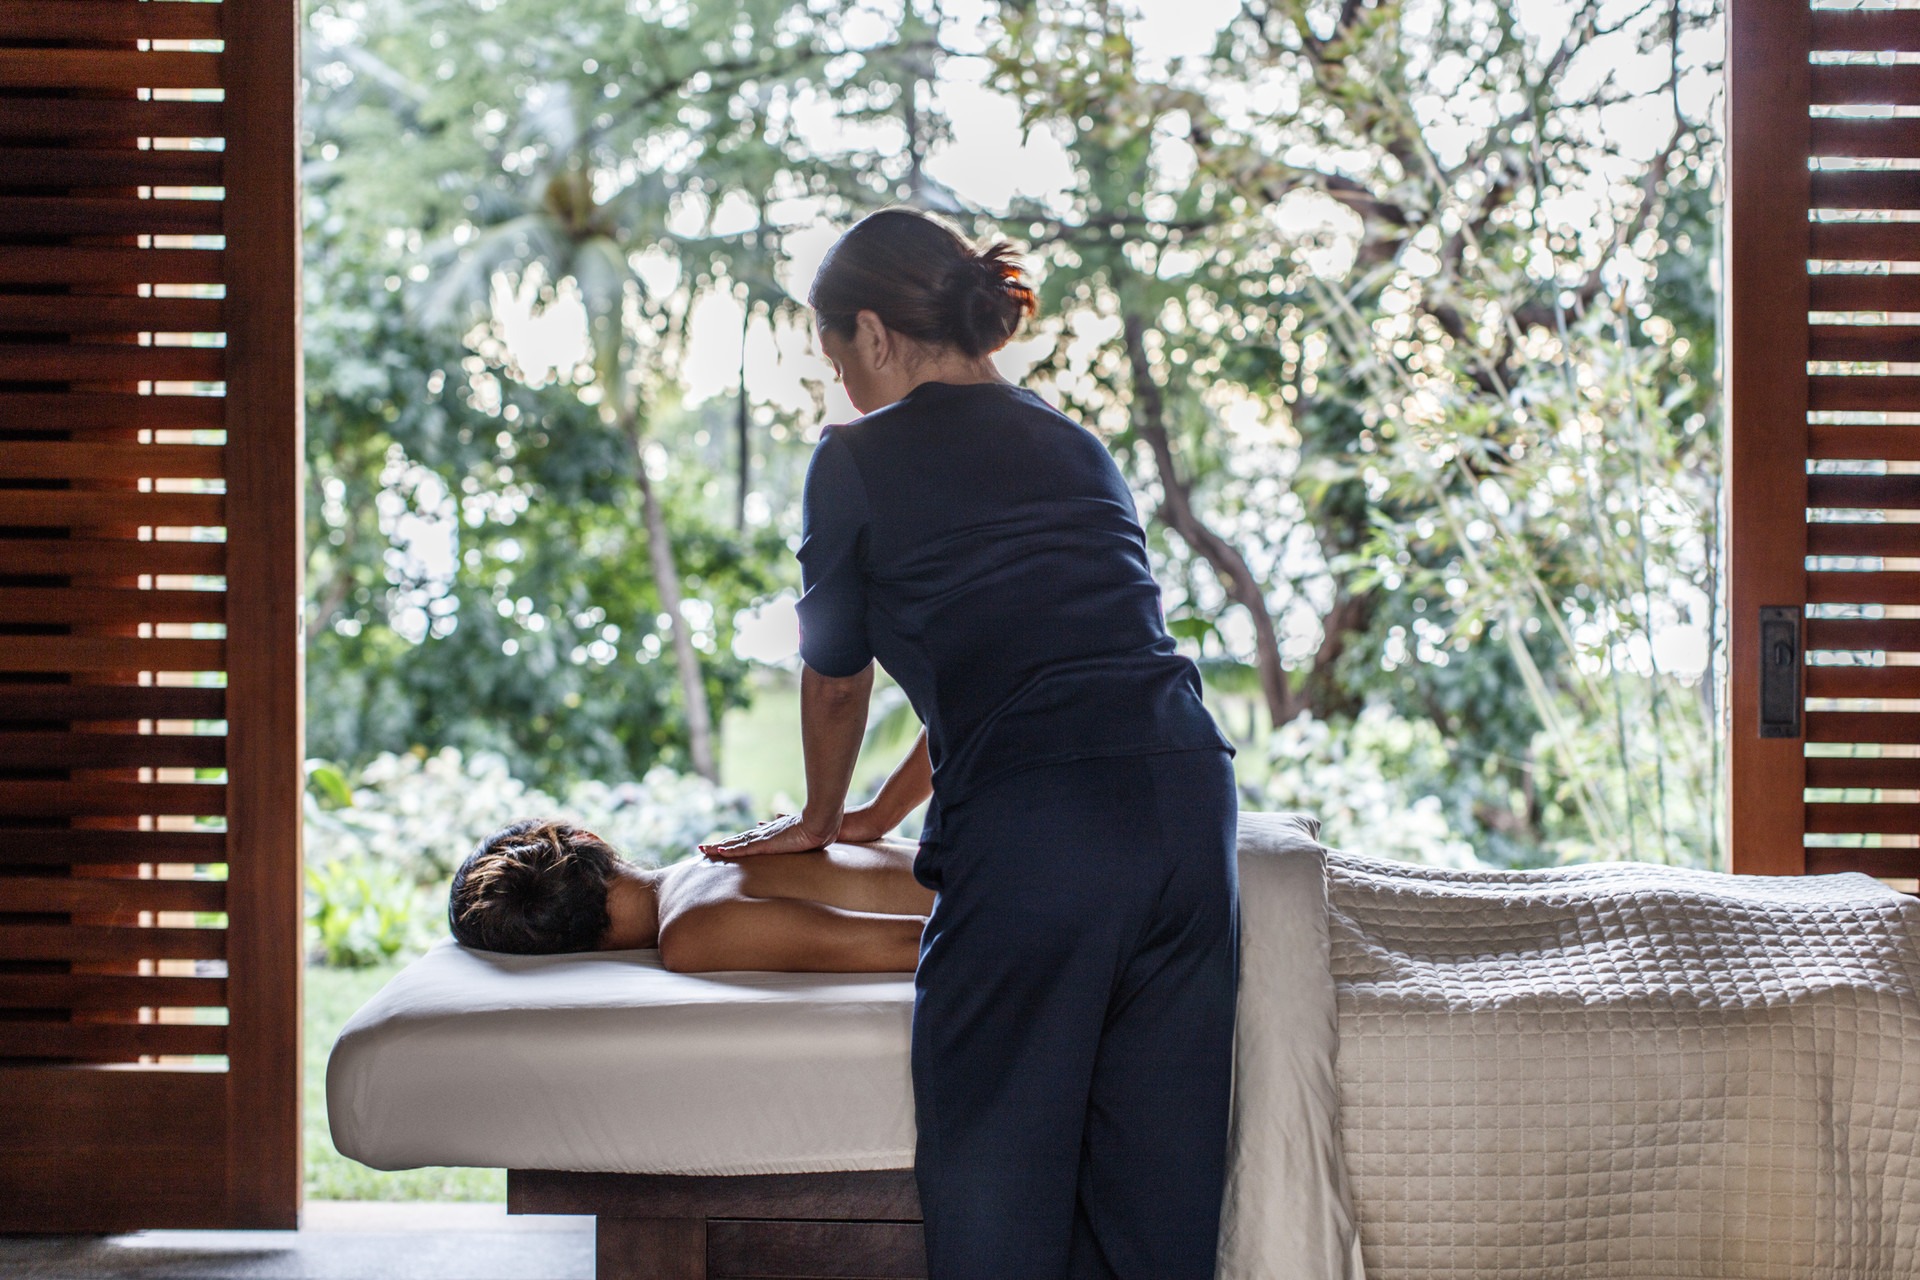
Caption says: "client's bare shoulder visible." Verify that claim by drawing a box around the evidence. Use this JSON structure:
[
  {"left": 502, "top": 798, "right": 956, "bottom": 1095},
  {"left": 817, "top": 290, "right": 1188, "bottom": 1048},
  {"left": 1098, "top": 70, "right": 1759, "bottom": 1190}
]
[
  {"left": 657, "top": 838, "right": 931, "bottom": 927},
  {"left": 650, "top": 839, "right": 931, "bottom": 973}
]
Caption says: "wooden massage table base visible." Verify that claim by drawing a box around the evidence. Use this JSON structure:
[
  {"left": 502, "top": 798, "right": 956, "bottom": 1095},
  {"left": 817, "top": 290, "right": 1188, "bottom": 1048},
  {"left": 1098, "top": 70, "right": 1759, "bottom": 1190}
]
[{"left": 509, "top": 1168, "right": 929, "bottom": 1280}]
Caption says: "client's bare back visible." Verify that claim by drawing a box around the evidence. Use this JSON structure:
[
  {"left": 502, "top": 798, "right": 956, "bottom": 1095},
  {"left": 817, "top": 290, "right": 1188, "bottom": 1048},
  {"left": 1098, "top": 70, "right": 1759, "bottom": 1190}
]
[{"left": 655, "top": 840, "right": 933, "bottom": 973}]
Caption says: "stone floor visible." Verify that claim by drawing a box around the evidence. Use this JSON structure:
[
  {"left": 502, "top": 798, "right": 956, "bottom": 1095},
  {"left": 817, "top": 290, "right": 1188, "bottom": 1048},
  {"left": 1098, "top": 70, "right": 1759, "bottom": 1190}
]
[{"left": 0, "top": 1202, "right": 594, "bottom": 1280}]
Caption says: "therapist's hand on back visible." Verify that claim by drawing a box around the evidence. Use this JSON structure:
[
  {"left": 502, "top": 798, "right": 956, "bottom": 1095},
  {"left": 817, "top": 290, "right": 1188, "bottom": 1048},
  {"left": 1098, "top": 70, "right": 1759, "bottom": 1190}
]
[
  {"left": 699, "top": 799, "right": 896, "bottom": 859},
  {"left": 698, "top": 809, "right": 833, "bottom": 859},
  {"left": 700, "top": 810, "right": 840, "bottom": 859}
]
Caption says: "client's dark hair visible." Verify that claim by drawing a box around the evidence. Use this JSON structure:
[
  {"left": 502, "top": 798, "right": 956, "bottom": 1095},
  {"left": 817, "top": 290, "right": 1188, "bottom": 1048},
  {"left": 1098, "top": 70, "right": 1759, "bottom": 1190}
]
[
  {"left": 809, "top": 208, "right": 1038, "bottom": 359},
  {"left": 447, "top": 819, "right": 620, "bottom": 954}
]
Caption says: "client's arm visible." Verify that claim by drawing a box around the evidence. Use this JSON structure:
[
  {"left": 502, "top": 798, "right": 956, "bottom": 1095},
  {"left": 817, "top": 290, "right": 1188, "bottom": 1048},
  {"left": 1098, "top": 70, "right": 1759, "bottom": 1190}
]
[{"left": 658, "top": 897, "right": 922, "bottom": 973}]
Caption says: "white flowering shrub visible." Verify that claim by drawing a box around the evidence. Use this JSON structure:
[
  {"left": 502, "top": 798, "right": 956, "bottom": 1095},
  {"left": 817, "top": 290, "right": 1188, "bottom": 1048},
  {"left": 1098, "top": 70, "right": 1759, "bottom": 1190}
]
[
  {"left": 1246, "top": 704, "right": 1481, "bottom": 870},
  {"left": 304, "top": 747, "right": 757, "bottom": 965}
]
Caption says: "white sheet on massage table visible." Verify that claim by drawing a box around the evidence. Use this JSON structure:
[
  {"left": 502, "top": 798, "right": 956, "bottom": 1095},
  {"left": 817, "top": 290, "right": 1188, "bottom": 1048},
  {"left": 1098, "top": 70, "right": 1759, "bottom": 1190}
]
[{"left": 326, "top": 942, "right": 919, "bottom": 1175}]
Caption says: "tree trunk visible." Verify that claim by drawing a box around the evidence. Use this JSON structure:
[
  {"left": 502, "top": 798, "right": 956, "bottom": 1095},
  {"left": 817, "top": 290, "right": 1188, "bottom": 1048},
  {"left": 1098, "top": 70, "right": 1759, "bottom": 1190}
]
[
  {"left": 736, "top": 301, "right": 751, "bottom": 531},
  {"left": 1121, "top": 312, "right": 1296, "bottom": 731},
  {"left": 623, "top": 417, "right": 719, "bottom": 782}
]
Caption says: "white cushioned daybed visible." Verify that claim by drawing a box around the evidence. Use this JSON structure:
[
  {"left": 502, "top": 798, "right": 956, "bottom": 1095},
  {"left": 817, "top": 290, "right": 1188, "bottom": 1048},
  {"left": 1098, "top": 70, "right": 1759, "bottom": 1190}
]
[{"left": 328, "top": 813, "right": 1920, "bottom": 1280}]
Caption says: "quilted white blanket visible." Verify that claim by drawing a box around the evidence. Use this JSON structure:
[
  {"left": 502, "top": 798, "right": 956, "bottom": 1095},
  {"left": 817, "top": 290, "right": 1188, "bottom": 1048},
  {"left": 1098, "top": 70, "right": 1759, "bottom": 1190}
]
[{"left": 1325, "top": 852, "right": 1920, "bottom": 1280}]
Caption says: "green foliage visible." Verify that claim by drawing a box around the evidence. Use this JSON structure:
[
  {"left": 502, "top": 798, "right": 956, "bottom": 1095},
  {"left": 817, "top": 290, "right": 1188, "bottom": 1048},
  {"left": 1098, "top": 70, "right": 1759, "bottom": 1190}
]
[
  {"left": 1244, "top": 705, "right": 1481, "bottom": 868},
  {"left": 302, "top": 0, "right": 1728, "bottom": 868},
  {"left": 301, "top": 0, "right": 841, "bottom": 787},
  {"left": 306, "top": 855, "right": 431, "bottom": 969},
  {"left": 974, "top": 0, "right": 1724, "bottom": 865}
]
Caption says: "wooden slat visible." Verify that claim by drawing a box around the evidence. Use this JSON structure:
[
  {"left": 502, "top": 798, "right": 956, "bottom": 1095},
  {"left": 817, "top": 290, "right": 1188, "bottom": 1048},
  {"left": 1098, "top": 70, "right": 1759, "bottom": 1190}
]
[
  {"left": 0, "top": 1023, "right": 226, "bottom": 1059},
  {"left": 0, "top": 684, "right": 224, "bottom": 721},
  {"left": 1810, "top": 221, "right": 1920, "bottom": 262},
  {"left": 1807, "top": 755, "right": 1920, "bottom": 789},
  {"left": 1811, "top": 116, "right": 1920, "bottom": 161},
  {"left": 0, "top": 98, "right": 223, "bottom": 141},
  {"left": 1807, "top": 523, "right": 1920, "bottom": 556},
  {"left": 1809, "top": 324, "right": 1920, "bottom": 363},
  {"left": 0, "top": 923, "right": 223, "bottom": 961},
  {"left": 0, "top": 0, "right": 225, "bottom": 41},
  {"left": 0, "top": 874, "right": 224, "bottom": 914},
  {"left": 1805, "top": 847, "right": 1920, "bottom": 877},
  {"left": 1807, "top": 473, "right": 1920, "bottom": 509},
  {"left": 1806, "top": 802, "right": 1920, "bottom": 834},
  {"left": 1810, "top": 170, "right": 1920, "bottom": 211},
  {"left": 0, "top": 827, "right": 224, "bottom": 865},
  {"left": 0, "top": 537, "right": 225, "bottom": 576},
  {"left": 0, "top": 443, "right": 223, "bottom": 481},
  {"left": 1808, "top": 571, "right": 1920, "bottom": 606},
  {"left": 1806, "top": 665, "right": 1920, "bottom": 699},
  {"left": 0, "top": 392, "right": 225, "bottom": 431},
  {"left": 0, "top": 295, "right": 223, "bottom": 334},
  {"left": 0, "top": 491, "right": 224, "bottom": 528},
  {"left": 1810, "top": 9, "right": 1920, "bottom": 51},
  {"left": 1806, "top": 617, "right": 1920, "bottom": 652},
  {"left": 0, "top": 196, "right": 224, "bottom": 237},
  {"left": 707, "top": 1220, "right": 927, "bottom": 1279},
  {"left": 0, "top": 50, "right": 222, "bottom": 91},
  {"left": 0, "top": 1067, "right": 230, "bottom": 1233},
  {"left": 1811, "top": 64, "right": 1920, "bottom": 106},
  {"left": 0, "top": 587, "right": 224, "bottom": 624},
  {"left": 0, "top": 247, "right": 224, "bottom": 286},
  {"left": 0, "top": 147, "right": 223, "bottom": 190},
  {"left": 0, "top": 974, "right": 226, "bottom": 1009},
  {"left": 1811, "top": 422, "right": 1920, "bottom": 460},
  {"left": 1809, "top": 274, "right": 1920, "bottom": 313},
  {"left": 0, "top": 344, "right": 224, "bottom": 383},
  {"left": 1807, "top": 710, "right": 1920, "bottom": 743},
  {"left": 0, "top": 781, "right": 225, "bottom": 815},
  {"left": 0, "top": 636, "right": 228, "bottom": 677},
  {"left": 1808, "top": 376, "right": 1920, "bottom": 414},
  {"left": 0, "top": 729, "right": 226, "bottom": 768}
]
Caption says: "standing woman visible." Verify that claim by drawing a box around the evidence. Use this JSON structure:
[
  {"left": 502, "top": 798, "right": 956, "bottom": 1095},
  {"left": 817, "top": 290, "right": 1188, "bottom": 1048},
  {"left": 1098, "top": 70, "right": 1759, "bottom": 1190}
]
[{"left": 702, "top": 209, "right": 1238, "bottom": 1280}]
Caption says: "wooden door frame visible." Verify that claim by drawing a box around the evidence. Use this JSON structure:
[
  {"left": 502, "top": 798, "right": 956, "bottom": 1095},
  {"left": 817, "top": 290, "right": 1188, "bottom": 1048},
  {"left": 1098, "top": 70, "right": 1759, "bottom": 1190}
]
[{"left": 1725, "top": 0, "right": 1811, "bottom": 876}]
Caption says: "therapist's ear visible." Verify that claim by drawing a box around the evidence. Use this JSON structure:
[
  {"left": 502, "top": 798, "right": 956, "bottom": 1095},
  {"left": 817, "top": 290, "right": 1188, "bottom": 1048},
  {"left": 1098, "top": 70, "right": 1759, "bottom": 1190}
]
[{"left": 853, "top": 309, "right": 893, "bottom": 370}]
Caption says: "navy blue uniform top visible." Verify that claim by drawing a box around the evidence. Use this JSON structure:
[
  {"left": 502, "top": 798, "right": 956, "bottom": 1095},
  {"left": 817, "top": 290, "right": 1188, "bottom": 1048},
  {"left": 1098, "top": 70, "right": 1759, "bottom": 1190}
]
[{"left": 795, "top": 379, "right": 1232, "bottom": 841}]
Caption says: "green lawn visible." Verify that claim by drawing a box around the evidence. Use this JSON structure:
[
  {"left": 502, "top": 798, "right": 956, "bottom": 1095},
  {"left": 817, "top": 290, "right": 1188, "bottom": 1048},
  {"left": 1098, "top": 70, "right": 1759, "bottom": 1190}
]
[
  {"left": 305, "top": 962, "right": 505, "bottom": 1202},
  {"left": 719, "top": 669, "right": 807, "bottom": 810},
  {"left": 719, "top": 667, "right": 924, "bottom": 820}
]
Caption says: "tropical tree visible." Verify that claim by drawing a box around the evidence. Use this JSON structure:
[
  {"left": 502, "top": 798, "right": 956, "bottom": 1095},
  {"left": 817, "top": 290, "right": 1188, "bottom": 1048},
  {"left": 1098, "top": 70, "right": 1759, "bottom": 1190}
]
[{"left": 978, "top": 0, "right": 1723, "bottom": 861}]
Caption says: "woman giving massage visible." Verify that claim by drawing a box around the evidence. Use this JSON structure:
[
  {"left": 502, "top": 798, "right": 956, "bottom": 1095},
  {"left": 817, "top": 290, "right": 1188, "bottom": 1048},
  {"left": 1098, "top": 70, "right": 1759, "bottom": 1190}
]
[{"left": 453, "top": 208, "right": 1237, "bottom": 1280}]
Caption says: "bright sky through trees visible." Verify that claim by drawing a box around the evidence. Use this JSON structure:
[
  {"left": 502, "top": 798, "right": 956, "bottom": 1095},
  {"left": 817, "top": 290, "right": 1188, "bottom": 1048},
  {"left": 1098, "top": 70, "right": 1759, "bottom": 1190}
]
[{"left": 495, "top": 0, "right": 1723, "bottom": 431}]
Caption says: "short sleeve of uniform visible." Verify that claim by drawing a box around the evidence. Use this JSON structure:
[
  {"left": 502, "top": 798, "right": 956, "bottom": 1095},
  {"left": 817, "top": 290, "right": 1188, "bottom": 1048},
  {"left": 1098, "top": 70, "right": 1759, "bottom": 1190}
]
[{"left": 795, "top": 429, "right": 875, "bottom": 678}]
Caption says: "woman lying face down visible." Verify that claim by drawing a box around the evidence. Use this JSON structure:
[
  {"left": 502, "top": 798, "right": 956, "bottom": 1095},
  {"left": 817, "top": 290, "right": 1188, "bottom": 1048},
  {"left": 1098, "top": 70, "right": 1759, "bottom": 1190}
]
[{"left": 446, "top": 819, "right": 933, "bottom": 973}]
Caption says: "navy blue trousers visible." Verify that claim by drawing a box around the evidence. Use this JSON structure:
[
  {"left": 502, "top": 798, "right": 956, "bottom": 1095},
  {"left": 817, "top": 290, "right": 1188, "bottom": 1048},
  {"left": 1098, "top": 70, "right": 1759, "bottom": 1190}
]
[{"left": 910, "top": 748, "right": 1239, "bottom": 1280}]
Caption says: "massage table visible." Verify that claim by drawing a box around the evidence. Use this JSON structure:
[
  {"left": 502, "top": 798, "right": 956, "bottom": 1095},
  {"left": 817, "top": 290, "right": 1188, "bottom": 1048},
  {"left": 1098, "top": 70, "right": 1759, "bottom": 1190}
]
[{"left": 328, "top": 814, "right": 1920, "bottom": 1280}]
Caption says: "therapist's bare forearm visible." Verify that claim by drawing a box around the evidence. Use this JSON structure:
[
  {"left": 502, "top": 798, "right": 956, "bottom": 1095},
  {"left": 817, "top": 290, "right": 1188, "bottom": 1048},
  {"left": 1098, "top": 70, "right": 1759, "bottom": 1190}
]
[
  {"left": 799, "top": 661, "right": 874, "bottom": 834},
  {"left": 867, "top": 730, "right": 932, "bottom": 827}
]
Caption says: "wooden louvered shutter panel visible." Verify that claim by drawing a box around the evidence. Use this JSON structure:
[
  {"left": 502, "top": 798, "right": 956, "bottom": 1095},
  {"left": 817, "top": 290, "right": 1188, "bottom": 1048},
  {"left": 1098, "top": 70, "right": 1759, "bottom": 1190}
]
[
  {"left": 0, "top": 0, "right": 302, "bottom": 1230},
  {"left": 1729, "top": 2, "right": 1920, "bottom": 883}
]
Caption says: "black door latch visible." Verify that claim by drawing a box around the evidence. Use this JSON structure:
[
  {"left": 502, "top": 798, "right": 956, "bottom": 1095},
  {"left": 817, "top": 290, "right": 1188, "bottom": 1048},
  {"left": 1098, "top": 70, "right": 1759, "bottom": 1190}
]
[{"left": 1759, "top": 605, "right": 1802, "bottom": 739}]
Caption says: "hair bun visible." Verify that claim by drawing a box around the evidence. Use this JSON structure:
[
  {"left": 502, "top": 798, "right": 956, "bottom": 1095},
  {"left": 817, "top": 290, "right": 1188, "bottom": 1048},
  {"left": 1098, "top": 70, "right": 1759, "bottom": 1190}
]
[{"left": 947, "top": 245, "right": 1033, "bottom": 359}]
